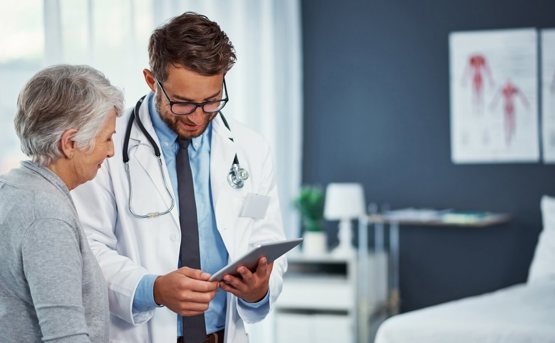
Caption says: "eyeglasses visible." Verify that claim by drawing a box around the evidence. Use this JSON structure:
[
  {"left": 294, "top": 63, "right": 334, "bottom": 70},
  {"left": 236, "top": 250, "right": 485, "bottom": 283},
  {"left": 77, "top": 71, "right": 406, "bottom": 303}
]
[{"left": 156, "top": 79, "right": 229, "bottom": 115}]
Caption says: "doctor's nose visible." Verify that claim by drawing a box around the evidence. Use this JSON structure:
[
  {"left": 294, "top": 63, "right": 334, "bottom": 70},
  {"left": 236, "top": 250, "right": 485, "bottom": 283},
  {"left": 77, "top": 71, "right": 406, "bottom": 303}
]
[{"left": 188, "top": 106, "right": 206, "bottom": 123}]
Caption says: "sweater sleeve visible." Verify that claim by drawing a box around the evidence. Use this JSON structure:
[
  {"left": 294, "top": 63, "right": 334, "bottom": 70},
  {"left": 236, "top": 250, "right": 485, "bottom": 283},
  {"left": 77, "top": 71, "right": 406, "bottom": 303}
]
[{"left": 21, "top": 219, "right": 91, "bottom": 343}]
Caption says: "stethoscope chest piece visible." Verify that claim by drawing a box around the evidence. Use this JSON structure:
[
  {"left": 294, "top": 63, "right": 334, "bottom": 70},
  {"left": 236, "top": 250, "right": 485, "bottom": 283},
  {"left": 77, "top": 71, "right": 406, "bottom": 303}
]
[{"left": 228, "top": 162, "right": 249, "bottom": 189}]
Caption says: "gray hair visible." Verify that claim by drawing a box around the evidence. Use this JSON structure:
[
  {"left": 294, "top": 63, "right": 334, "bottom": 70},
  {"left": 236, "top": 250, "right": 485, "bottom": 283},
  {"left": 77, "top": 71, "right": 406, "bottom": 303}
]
[{"left": 14, "top": 64, "right": 124, "bottom": 166}]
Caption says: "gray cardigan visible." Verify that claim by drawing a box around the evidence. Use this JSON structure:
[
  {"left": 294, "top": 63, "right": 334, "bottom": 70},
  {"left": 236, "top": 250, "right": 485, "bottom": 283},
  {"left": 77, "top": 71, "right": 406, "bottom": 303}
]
[{"left": 0, "top": 161, "right": 109, "bottom": 342}]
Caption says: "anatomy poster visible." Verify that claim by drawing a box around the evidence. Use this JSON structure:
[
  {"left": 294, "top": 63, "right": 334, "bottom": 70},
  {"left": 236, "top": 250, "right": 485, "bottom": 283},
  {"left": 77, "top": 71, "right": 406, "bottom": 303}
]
[
  {"left": 541, "top": 29, "right": 555, "bottom": 163},
  {"left": 449, "top": 28, "right": 539, "bottom": 163}
]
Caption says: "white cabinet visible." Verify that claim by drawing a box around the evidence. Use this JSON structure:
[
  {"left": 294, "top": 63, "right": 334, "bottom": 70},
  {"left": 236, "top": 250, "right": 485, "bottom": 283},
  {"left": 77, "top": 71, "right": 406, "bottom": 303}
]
[
  {"left": 276, "top": 313, "right": 351, "bottom": 342},
  {"left": 274, "top": 253, "right": 387, "bottom": 343}
]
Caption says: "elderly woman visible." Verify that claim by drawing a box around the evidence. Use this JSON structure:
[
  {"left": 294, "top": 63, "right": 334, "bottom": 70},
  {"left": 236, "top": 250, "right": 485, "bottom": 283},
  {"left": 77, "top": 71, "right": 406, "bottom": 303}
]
[{"left": 0, "top": 65, "right": 123, "bottom": 342}]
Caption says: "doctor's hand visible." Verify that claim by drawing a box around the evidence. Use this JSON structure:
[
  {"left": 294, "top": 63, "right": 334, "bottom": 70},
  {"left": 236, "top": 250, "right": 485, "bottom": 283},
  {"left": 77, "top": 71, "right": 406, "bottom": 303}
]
[
  {"left": 153, "top": 267, "right": 218, "bottom": 316},
  {"left": 218, "top": 257, "right": 273, "bottom": 303}
]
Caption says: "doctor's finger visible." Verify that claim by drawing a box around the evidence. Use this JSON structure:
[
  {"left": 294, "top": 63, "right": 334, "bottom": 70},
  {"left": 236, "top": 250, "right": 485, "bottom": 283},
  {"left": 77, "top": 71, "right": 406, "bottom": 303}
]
[
  {"left": 177, "top": 301, "right": 211, "bottom": 316},
  {"left": 179, "top": 277, "right": 218, "bottom": 293},
  {"left": 218, "top": 282, "right": 242, "bottom": 298},
  {"left": 256, "top": 259, "right": 273, "bottom": 278},
  {"left": 222, "top": 274, "right": 248, "bottom": 293},
  {"left": 236, "top": 266, "right": 255, "bottom": 283},
  {"left": 179, "top": 289, "right": 217, "bottom": 304},
  {"left": 178, "top": 266, "right": 211, "bottom": 281},
  {"left": 180, "top": 309, "right": 207, "bottom": 317}
]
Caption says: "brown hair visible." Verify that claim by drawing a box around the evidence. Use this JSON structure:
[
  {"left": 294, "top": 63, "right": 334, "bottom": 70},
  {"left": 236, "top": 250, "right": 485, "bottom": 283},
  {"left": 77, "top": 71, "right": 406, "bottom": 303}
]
[{"left": 148, "top": 12, "right": 236, "bottom": 81}]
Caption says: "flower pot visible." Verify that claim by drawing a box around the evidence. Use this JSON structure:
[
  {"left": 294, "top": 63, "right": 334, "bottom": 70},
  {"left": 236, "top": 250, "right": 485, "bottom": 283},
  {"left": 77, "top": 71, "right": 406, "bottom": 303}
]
[{"left": 303, "top": 231, "right": 327, "bottom": 256}]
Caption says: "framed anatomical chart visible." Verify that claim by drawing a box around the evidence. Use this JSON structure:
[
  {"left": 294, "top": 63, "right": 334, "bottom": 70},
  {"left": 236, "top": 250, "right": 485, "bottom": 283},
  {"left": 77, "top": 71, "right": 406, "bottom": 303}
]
[{"left": 450, "top": 28, "right": 539, "bottom": 163}]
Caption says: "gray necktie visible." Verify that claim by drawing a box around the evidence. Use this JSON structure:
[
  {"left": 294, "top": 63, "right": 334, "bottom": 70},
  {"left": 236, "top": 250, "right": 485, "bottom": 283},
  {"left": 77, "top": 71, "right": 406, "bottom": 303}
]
[{"left": 176, "top": 138, "right": 206, "bottom": 343}]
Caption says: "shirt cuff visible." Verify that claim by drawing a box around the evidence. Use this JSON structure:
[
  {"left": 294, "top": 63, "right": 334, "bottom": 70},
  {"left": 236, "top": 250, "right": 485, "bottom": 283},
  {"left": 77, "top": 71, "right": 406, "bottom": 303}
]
[
  {"left": 132, "top": 274, "right": 159, "bottom": 313},
  {"left": 238, "top": 290, "right": 270, "bottom": 309}
]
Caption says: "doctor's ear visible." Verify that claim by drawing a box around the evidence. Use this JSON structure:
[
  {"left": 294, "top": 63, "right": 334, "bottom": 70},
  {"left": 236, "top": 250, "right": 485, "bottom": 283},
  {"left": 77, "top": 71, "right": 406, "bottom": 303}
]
[
  {"left": 143, "top": 69, "right": 157, "bottom": 92},
  {"left": 59, "top": 128, "right": 79, "bottom": 159}
]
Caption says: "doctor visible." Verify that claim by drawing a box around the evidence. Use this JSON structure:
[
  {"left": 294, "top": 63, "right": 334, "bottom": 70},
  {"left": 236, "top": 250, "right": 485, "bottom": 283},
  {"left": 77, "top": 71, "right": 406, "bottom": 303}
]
[{"left": 72, "top": 12, "right": 286, "bottom": 343}]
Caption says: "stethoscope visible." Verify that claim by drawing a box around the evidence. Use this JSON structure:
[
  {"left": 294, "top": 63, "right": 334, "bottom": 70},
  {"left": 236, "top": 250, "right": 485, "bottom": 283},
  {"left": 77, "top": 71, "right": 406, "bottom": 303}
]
[{"left": 122, "top": 96, "right": 249, "bottom": 218}]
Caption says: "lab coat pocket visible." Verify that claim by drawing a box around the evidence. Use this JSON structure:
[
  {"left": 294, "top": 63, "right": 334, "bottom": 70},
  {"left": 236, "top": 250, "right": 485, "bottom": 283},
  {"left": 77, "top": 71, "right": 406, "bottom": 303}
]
[{"left": 239, "top": 193, "right": 270, "bottom": 219}]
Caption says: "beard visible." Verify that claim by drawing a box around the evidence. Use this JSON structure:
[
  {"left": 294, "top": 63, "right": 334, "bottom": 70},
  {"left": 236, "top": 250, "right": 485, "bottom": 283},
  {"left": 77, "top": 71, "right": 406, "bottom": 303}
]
[{"left": 154, "top": 92, "right": 216, "bottom": 139}]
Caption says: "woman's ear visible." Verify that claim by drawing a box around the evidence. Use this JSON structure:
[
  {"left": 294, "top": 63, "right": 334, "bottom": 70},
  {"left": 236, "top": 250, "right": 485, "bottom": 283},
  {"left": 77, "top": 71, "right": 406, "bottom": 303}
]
[{"left": 59, "top": 128, "right": 79, "bottom": 159}]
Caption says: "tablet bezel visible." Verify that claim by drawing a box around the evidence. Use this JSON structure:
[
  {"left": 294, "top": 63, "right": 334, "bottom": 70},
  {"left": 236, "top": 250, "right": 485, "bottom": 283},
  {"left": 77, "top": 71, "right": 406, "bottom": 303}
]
[{"left": 208, "top": 238, "right": 303, "bottom": 281}]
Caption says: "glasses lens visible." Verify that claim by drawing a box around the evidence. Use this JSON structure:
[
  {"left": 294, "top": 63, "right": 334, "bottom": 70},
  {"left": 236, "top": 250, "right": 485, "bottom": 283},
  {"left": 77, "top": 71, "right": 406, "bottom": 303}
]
[
  {"left": 203, "top": 100, "right": 227, "bottom": 113},
  {"left": 171, "top": 103, "right": 197, "bottom": 115}
]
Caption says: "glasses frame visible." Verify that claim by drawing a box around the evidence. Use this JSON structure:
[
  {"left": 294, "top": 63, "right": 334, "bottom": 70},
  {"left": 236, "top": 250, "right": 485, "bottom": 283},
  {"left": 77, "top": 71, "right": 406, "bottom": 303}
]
[{"left": 156, "top": 78, "right": 229, "bottom": 115}]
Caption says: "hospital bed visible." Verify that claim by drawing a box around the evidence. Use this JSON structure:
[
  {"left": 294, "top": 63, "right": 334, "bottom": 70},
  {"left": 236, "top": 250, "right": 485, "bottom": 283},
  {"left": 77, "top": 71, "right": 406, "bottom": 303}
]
[
  {"left": 375, "top": 281, "right": 555, "bottom": 343},
  {"left": 374, "top": 196, "right": 555, "bottom": 343}
]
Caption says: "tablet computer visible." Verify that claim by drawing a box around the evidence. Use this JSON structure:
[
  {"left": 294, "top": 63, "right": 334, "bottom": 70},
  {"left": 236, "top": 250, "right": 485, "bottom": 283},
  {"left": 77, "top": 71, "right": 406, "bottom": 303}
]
[{"left": 209, "top": 238, "right": 303, "bottom": 281}]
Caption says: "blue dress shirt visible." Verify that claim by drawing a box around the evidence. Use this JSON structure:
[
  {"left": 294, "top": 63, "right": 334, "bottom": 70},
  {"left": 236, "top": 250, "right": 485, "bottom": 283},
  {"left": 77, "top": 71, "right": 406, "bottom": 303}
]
[{"left": 132, "top": 93, "right": 268, "bottom": 335}]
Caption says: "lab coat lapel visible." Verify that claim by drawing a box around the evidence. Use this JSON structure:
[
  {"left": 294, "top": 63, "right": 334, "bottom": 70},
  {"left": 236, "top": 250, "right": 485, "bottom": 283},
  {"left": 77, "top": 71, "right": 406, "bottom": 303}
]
[
  {"left": 211, "top": 115, "right": 239, "bottom": 251},
  {"left": 128, "top": 99, "right": 180, "bottom": 227}
]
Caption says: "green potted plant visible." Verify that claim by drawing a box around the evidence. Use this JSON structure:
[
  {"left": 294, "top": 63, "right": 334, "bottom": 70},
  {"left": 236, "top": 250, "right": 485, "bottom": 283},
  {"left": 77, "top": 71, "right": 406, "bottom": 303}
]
[{"left": 294, "top": 186, "right": 327, "bottom": 255}]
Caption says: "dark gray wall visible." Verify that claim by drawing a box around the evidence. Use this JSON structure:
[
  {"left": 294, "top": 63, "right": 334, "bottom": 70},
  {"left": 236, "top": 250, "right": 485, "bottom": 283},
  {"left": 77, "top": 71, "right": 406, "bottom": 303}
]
[{"left": 301, "top": 0, "right": 555, "bottom": 312}]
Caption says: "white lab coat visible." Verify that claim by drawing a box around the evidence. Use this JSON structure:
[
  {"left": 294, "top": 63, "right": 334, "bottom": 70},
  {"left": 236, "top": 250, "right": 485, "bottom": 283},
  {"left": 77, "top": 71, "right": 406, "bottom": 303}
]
[{"left": 71, "top": 99, "right": 286, "bottom": 343}]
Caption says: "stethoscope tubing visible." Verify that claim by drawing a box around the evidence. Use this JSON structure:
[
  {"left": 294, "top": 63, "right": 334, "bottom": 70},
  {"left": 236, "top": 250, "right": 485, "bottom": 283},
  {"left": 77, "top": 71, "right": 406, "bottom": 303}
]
[{"left": 122, "top": 96, "right": 249, "bottom": 218}]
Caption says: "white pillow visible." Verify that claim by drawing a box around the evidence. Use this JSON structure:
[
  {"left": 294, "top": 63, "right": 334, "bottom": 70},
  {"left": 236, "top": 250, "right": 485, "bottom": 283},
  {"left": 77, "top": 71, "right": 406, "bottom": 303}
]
[{"left": 528, "top": 195, "right": 555, "bottom": 284}]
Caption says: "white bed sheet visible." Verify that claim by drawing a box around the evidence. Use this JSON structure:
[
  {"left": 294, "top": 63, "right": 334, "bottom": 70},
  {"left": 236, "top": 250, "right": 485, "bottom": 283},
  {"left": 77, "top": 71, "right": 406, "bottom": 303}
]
[{"left": 375, "top": 281, "right": 555, "bottom": 343}]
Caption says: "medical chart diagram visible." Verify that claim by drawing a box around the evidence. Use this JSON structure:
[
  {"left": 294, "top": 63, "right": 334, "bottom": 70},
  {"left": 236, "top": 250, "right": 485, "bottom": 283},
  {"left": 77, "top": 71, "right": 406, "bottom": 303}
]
[
  {"left": 450, "top": 29, "right": 539, "bottom": 163},
  {"left": 541, "top": 29, "right": 555, "bottom": 163},
  {"left": 490, "top": 80, "right": 530, "bottom": 145},
  {"left": 462, "top": 53, "right": 494, "bottom": 112}
]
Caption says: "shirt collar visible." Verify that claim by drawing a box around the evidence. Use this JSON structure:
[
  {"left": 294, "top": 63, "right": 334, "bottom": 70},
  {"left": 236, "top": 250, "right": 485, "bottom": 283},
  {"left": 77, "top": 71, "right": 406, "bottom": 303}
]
[{"left": 148, "top": 92, "right": 211, "bottom": 152}]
